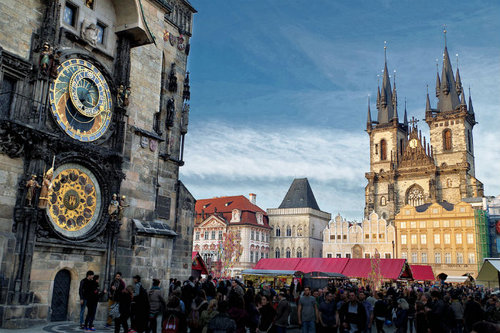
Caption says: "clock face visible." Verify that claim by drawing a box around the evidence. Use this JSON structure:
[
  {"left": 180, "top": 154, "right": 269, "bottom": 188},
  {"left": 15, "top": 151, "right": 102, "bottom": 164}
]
[
  {"left": 409, "top": 139, "right": 418, "bottom": 149},
  {"left": 49, "top": 59, "right": 112, "bottom": 142},
  {"left": 47, "top": 164, "right": 102, "bottom": 238}
]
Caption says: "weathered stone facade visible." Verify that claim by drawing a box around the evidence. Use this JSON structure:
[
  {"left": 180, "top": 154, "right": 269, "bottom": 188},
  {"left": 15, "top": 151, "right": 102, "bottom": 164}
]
[
  {"left": 365, "top": 42, "right": 483, "bottom": 225},
  {"left": 0, "top": 0, "right": 196, "bottom": 328}
]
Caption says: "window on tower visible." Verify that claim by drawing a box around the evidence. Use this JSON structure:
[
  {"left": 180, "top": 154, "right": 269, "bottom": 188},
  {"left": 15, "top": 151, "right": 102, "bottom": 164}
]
[
  {"left": 380, "top": 140, "right": 387, "bottom": 160},
  {"left": 406, "top": 184, "right": 424, "bottom": 207},
  {"left": 443, "top": 129, "right": 452, "bottom": 151},
  {"left": 467, "top": 130, "right": 472, "bottom": 152}
]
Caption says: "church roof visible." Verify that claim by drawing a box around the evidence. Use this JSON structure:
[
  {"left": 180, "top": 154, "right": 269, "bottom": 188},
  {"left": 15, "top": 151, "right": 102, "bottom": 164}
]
[
  {"left": 279, "top": 178, "right": 321, "bottom": 210},
  {"left": 415, "top": 201, "right": 454, "bottom": 213}
]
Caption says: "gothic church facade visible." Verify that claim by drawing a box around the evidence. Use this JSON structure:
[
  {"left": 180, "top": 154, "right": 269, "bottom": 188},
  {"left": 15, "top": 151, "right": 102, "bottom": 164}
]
[{"left": 365, "top": 39, "right": 483, "bottom": 224}]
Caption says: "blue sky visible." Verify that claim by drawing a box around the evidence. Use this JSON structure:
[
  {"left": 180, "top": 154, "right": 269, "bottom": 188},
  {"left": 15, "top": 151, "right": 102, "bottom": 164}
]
[{"left": 180, "top": 0, "right": 500, "bottom": 220}]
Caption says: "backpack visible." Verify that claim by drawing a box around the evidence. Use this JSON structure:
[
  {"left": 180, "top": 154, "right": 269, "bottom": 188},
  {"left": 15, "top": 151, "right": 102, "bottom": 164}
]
[{"left": 162, "top": 314, "right": 180, "bottom": 333}]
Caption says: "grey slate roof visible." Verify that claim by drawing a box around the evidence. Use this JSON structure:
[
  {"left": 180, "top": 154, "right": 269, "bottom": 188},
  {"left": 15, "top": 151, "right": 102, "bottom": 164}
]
[
  {"left": 415, "top": 201, "right": 454, "bottom": 213},
  {"left": 133, "top": 219, "right": 177, "bottom": 237},
  {"left": 279, "top": 178, "right": 321, "bottom": 211}
]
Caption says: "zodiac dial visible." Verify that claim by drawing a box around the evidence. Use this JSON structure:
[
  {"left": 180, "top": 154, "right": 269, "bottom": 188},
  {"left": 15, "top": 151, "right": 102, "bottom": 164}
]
[
  {"left": 49, "top": 59, "right": 112, "bottom": 142},
  {"left": 46, "top": 164, "right": 102, "bottom": 238}
]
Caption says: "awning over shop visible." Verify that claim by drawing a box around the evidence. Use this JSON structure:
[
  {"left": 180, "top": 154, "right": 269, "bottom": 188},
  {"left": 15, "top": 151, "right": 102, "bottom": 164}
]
[
  {"left": 254, "top": 258, "right": 301, "bottom": 271},
  {"left": 341, "top": 259, "right": 408, "bottom": 280},
  {"left": 410, "top": 265, "right": 435, "bottom": 281},
  {"left": 444, "top": 276, "right": 468, "bottom": 283},
  {"left": 241, "top": 269, "right": 296, "bottom": 276},
  {"left": 192, "top": 252, "right": 208, "bottom": 275},
  {"left": 476, "top": 258, "right": 500, "bottom": 288},
  {"left": 295, "top": 258, "right": 349, "bottom": 274}
]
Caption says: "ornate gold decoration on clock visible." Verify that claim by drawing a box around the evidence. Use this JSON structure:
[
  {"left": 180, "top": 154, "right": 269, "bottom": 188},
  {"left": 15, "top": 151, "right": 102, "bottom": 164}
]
[
  {"left": 49, "top": 59, "right": 112, "bottom": 142},
  {"left": 46, "top": 164, "right": 102, "bottom": 238}
]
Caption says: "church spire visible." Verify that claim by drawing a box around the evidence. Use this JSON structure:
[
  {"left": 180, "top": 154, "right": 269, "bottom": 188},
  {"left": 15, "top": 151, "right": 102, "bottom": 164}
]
[
  {"left": 426, "top": 90, "right": 432, "bottom": 112},
  {"left": 376, "top": 41, "right": 394, "bottom": 124},
  {"left": 366, "top": 96, "right": 372, "bottom": 131},
  {"left": 392, "top": 70, "right": 398, "bottom": 123},
  {"left": 437, "top": 28, "right": 460, "bottom": 112},
  {"left": 468, "top": 87, "right": 475, "bottom": 114},
  {"left": 435, "top": 62, "right": 441, "bottom": 98}
]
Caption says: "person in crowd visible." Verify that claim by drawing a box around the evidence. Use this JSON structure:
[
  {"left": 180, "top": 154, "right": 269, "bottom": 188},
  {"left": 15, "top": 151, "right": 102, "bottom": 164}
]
[
  {"left": 115, "top": 285, "right": 134, "bottom": 333},
  {"left": 298, "top": 286, "right": 317, "bottom": 333},
  {"left": 208, "top": 300, "right": 237, "bottom": 333},
  {"left": 182, "top": 276, "right": 197, "bottom": 313},
  {"left": 450, "top": 292, "right": 464, "bottom": 333},
  {"left": 189, "top": 289, "right": 209, "bottom": 333},
  {"left": 147, "top": 278, "right": 166, "bottom": 333},
  {"left": 318, "top": 291, "right": 337, "bottom": 333},
  {"left": 339, "top": 291, "right": 367, "bottom": 333},
  {"left": 464, "top": 295, "right": 484, "bottom": 333},
  {"left": 107, "top": 272, "right": 126, "bottom": 327},
  {"left": 257, "top": 294, "right": 276, "bottom": 333},
  {"left": 203, "top": 275, "right": 217, "bottom": 301},
  {"left": 373, "top": 292, "right": 388, "bottom": 333},
  {"left": 228, "top": 292, "right": 247, "bottom": 333},
  {"left": 470, "top": 320, "right": 500, "bottom": 333},
  {"left": 359, "top": 292, "right": 374, "bottom": 333},
  {"left": 163, "top": 295, "right": 187, "bottom": 333},
  {"left": 131, "top": 275, "right": 150, "bottom": 333},
  {"left": 274, "top": 291, "right": 291, "bottom": 333},
  {"left": 79, "top": 270, "right": 94, "bottom": 329},
  {"left": 414, "top": 301, "right": 428, "bottom": 333},
  {"left": 200, "top": 299, "right": 219, "bottom": 333},
  {"left": 83, "top": 274, "right": 106, "bottom": 331},
  {"left": 394, "top": 298, "right": 409, "bottom": 333}
]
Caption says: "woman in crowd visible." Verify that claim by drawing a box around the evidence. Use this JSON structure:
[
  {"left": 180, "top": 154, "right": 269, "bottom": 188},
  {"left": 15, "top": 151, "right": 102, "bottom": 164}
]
[{"left": 257, "top": 295, "right": 276, "bottom": 333}]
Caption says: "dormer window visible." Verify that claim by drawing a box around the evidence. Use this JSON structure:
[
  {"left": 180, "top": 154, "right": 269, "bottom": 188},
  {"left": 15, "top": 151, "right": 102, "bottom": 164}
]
[
  {"left": 203, "top": 204, "right": 210, "bottom": 209},
  {"left": 231, "top": 209, "right": 240, "bottom": 222},
  {"left": 256, "top": 212, "right": 263, "bottom": 225}
]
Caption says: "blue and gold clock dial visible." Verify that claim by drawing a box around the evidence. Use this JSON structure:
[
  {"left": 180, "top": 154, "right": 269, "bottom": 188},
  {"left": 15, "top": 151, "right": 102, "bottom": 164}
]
[{"left": 49, "top": 59, "right": 112, "bottom": 142}]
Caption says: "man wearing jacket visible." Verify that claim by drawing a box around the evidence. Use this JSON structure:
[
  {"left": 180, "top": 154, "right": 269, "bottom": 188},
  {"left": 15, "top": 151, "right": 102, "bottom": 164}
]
[
  {"left": 106, "top": 272, "right": 126, "bottom": 327},
  {"left": 339, "top": 291, "right": 367, "bottom": 333},
  {"left": 275, "top": 292, "right": 291, "bottom": 333},
  {"left": 79, "top": 270, "right": 94, "bottom": 329}
]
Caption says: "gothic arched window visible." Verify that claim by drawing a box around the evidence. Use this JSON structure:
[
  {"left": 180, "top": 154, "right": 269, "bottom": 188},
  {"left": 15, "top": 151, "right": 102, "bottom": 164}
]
[
  {"left": 297, "top": 225, "right": 303, "bottom": 237},
  {"left": 297, "top": 248, "right": 302, "bottom": 258},
  {"left": 380, "top": 139, "right": 387, "bottom": 160},
  {"left": 286, "top": 226, "right": 292, "bottom": 237},
  {"left": 275, "top": 227, "right": 281, "bottom": 237},
  {"left": 406, "top": 184, "right": 425, "bottom": 207},
  {"left": 286, "top": 248, "right": 291, "bottom": 258},
  {"left": 443, "top": 129, "right": 452, "bottom": 151},
  {"left": 380, "top": 196, "right": 387, "bottom": 206},
  {"left": 275, "top": 248, "right": 280, "bottom": 258}
]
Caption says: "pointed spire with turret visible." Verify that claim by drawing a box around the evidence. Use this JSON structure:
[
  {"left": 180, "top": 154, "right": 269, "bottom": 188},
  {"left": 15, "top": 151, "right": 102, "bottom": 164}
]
[
  {"left": 426, "top": 91, "right": 432, "bottom": 112},
  {"left": 437, "top": 28, "right": 460, "bottom": 112},
  {"left": 468, "top": 87, "right": 475, "bottom": 114},
  {"left": 367, "top": 97, "right": 372, "bottom": 132},
  {"left": 376, "top": 42, "right": 394, "bottom": 124},
  {"left": 392, "top": 71, "right": 398, "bottom": 123},
  {"left": 403, "top": 98, "right": 408, "bottom": 127}
]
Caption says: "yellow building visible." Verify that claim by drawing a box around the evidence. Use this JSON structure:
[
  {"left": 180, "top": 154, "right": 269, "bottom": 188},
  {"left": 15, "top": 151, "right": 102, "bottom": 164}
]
[{"left": 395, "top": 201, "right": 485, "bottom": 278}]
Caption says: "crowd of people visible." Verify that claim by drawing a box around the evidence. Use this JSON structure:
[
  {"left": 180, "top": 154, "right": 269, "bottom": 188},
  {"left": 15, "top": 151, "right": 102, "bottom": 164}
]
[{"left": 78, "top": 271, "right": 500, "bottom": 333}]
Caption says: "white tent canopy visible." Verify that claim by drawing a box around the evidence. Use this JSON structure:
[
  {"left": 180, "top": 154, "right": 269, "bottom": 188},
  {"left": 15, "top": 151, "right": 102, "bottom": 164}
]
[{"left": 476, "top": 258, "right": 500, "bottom": 289}]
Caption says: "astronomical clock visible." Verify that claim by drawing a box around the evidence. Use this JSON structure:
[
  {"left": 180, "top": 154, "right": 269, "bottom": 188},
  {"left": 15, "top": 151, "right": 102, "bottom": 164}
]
[{"left": 45, "top": 58, "right": 113, "bottom": 240}]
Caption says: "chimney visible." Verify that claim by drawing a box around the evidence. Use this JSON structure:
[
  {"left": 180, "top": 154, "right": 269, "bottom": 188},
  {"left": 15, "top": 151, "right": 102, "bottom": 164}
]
[{"left": 249, "top": 193, "right": 256, "bottom": 205}]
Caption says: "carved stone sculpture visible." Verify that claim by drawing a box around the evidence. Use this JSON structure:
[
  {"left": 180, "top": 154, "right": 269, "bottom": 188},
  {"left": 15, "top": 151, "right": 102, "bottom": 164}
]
[
  {"left": 81, "top": 20, "right": 98, "bottom": 47},
  {"left": 25, "top": 175, "right": 41, "bottom": 207},
  {"left": 108, "top": 193, "right": 119, "bottom": 221},
  {"left": 38, "top": 168, "right": 53, "bottom": 209},
  {"left": 123, "top": 87, "right": 131, "bottom": 107},
  {"left": 166, "top": 98, "right": 175, "bottom": 128},
  {"left": 117, "top": 85, "right": 125, "bottom": 107},
  {"left": 181, "top": 103, "right": 189, "bottom": 134},
  {"left": 118, "top": 195, "right": 129, "bottom": 221},
  {"left": 49, "top": 50, "right": 61, "bottom": 79},
  {"left": 168, "top": 63, "right": 177, "bottom": 92},
  {"left": 39, "top": 42, "right": 52, "bottom": 75}
]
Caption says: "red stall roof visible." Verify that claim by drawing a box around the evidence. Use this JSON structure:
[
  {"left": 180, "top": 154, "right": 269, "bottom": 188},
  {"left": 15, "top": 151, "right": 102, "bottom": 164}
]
[
  {"left": 342, "top": 258, "right": 407, "bottom": 280},
  {"left": 410, "top": 265, "right": 435, "bottom": 281},
  {"left": 295, "top": 258, "right": 349, "bottom": 274},
  {"left": 254, "top": 258, "right": 301, "bottom": 271},
  {"left": 192, "top": 252, "right": 208, "bottom": 275}
]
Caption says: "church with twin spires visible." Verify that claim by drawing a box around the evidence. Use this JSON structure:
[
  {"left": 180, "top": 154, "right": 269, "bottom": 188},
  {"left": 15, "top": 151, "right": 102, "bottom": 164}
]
[{"left": 364, "top": 36, "right": 484, "bottom": 224}]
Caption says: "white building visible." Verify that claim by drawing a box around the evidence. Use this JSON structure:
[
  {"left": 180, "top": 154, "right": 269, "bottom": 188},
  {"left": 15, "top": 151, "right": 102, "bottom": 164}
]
[{"left": 323, "top": 212, "right": 396, "bottom": 259}]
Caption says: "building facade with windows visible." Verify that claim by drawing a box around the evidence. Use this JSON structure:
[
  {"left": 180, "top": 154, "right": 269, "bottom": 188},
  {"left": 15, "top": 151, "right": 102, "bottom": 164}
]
[
  {"left": 323, "top": 212, "right": 396, "bottom": 259},
  {"left": 0, "top": 0, "right": 196, "bottom": 327},
  {"left": 395, "top": 201, "right": 488, "bottom": 277},
  {"left": 269, "top": 178, "right": 331, "bottom": 259},
  {"left": 193, "top": 194, "right": 271, "bottom": 276},
  {"left": 365, "top": 38, "right": 483, "bottom": 225}
]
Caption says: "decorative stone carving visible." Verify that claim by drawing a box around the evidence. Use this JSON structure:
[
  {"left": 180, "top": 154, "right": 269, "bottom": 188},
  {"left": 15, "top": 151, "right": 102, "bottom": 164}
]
[
  {"left": 37, "top": 167, "right": 54, "bottom": 209},
  {"left": 39, "top": 42, "right": 52, "bottom": 75},
  {"left": 183, "top": 72, "right": 190, "bottom": 101},
  {"left": 166, "top": 98, "right": 175, "bottom": 128},
  {"left": 168, "top": 63, "right": 177, "bottom": 92},
  {"left": 25, "top": 175, "right": 41, "bottom": 207},
  {"left": 180, "top": 103, "right": 189, "bottom": 134},
  {"left": 81, "top": 20, "right": 98, "bottom": 47}
]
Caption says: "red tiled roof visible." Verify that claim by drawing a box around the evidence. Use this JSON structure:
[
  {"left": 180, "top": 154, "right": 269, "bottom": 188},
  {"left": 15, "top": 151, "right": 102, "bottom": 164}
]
[
  {"left": 410, "top": 265, "right": 435, "bottom": 281},
  {"left": 195, "top": 195, "right": 270, "bottom": 228}
]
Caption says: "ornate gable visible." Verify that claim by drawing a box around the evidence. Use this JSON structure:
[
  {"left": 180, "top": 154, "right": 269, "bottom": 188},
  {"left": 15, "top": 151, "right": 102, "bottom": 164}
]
[
  {"left": 198, "top": 214, "right": 227, "bottom": 229},
  {"left": 399, "top": 122, "right": 434, "bottom": 169}
]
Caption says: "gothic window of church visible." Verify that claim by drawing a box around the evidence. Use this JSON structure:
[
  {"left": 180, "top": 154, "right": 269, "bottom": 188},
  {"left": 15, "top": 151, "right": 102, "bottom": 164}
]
[
  {"left": 275, "top": 248, "right": 280, "bottom": 258},
  {"left": 275, "top": 227, "right": 281, "bottom": 237},
  {"left": 467, "top": 130, "right": 472, "bottom": 152},
  {"left": 286, "top": 226, "right": 292, "bottom": 237},
  {"left": 63, "top": 2, "right": 78, "bottom": 27},
  {"left": 286, "top": 248, "right": 291, "bottom": 258},
  {"left": 375, "top": 144, "right": 378, "bottom": 155},
  {"left": 443, "top": 129, "right": 452, "bottom": 151},
  {"left": 380, "top": 196, "right": 387, "bottom": 206},
  {"left": 406, "top": 184, "right": 424, "bottom": 206},
  {"left": 380, "top": 140, "right": 387, "bottom": 160},
  {"left": 0, "top": 75, "right": 16, "bottom": 117},
  {"left": 297, "top": 225, "right": 303, "bottom": 236},
  {"left": 297, "top": 248, "right": 302, "bottom": 258}
]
